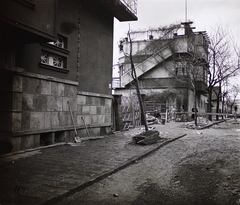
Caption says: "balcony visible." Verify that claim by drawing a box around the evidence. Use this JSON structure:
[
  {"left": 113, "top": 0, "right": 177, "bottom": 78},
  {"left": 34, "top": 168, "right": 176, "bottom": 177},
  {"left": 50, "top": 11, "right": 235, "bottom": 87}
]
[
  {"left": 97, "top": 0, "right": 138, "bottom": 21},
  {"left": 112, "top": 77, "right": 121, "bottom": 89},
  {"left": 120, "top": 0, "right": 137, "bottom": 15}
]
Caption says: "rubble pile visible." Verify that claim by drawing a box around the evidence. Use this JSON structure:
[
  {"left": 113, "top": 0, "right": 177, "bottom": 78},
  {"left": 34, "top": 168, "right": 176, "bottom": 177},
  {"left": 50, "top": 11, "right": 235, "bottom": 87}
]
[{"left": 184, "top": 117, "right": 212, "bottom": 129}]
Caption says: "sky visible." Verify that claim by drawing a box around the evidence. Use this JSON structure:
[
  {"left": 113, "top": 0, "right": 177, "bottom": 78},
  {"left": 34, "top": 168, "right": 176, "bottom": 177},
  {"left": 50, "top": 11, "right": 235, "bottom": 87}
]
[
  {"left": 113, "top": 0, "right": 240, "bottom": 98},
  {"left": 113, "top": 0, "right": 240, "bottom": 64}
]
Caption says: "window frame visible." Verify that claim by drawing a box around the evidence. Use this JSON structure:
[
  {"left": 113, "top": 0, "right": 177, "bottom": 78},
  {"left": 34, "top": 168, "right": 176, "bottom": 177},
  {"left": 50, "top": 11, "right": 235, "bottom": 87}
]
[{"left": 39, "top": 34, "right": 69, "bottom": 73}]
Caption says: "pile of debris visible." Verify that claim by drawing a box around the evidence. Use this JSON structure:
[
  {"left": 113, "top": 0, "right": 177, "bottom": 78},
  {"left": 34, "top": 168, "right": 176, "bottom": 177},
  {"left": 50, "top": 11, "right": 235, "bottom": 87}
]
[
  {"left": 132, "top": 130, "right": 160, "bottom": 145},
  {"left": 184, "top": 117, "right": 212, "bottom": 129},
  {"left": 146, "top": 113, "right": 165, "bottom": 125}
]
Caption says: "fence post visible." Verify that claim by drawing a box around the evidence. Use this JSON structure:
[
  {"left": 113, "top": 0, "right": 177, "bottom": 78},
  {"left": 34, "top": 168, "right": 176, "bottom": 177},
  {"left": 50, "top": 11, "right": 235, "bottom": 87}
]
[
  {"left": 166, "top": 109, "right": 168, "bottom": 122},
  {"left": 140, "top": 94, "right": 146, "bottom": 125},
  {"left": 131, "top": 95, "right": 135, "bottom": 128},
  {"left": 113, "top": 94, "right": 123, "bottom": 131}
]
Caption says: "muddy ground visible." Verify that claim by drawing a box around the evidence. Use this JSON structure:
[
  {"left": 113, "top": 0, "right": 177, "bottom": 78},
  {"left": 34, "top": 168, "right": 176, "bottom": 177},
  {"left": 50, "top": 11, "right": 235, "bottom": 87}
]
[{"left": 57, "top": 120, "right": 240, "bottom": 205}]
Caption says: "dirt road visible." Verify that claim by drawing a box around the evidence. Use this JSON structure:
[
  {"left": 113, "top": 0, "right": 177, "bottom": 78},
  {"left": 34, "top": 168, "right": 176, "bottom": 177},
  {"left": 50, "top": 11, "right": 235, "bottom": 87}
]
[{"left": 56, "top": 120, "right": 240, "bottom": 205}]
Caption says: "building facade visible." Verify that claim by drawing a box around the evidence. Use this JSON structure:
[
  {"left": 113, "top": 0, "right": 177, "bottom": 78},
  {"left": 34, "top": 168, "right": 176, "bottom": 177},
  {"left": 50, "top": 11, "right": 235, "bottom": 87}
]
[
  {"left": 0, "top": 0, "right": 137, "bottom": 153},
  {"left": 113, "top": 22, "right": 209, "bottom": 119}
]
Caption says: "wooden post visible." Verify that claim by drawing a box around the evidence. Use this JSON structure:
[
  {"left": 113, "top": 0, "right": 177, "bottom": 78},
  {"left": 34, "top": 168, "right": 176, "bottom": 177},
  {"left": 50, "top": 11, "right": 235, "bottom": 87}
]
[{"left": 113, "top": 94, "right": 123, "bottom": 131}]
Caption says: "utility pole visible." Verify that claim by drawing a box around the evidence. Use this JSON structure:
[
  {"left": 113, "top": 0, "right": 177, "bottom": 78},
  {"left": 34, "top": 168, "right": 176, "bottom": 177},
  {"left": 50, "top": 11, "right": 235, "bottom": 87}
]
[{"left": 185, "top": 0, "right": 188, "bottom": 22}]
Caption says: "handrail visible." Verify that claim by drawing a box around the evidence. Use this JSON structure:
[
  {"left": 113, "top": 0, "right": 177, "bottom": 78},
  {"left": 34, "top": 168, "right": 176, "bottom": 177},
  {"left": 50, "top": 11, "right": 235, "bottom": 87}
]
[{"left": 122, "top": 43, "right": 173, "bottom": 81}]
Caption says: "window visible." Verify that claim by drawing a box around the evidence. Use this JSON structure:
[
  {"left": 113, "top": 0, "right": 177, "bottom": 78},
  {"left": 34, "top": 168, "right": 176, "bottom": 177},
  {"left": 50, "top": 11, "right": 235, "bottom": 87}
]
[
  {"left": 48, "top": 36, "right": 65, "bottom": 49},
  {"left": 41, "top": 52, "right": 48, "bottom": 64},
  {"left": 182, "top": 67, "right": 185, "bottom": 75},
  {"left": 40, "top": 34, "right": 69, "bottom": 72},
  {"left": 41, "top": 52, "right": 65, "bottom": 68},
  {"left": 175, "top": 61, "right": 186, "bottom": 75}
]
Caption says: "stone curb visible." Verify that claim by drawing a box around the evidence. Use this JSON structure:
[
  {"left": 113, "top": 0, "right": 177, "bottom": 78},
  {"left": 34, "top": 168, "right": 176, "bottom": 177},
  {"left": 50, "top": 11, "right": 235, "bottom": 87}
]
[
  {"left": 0, "top": 136, "right": 109, "bottom": 158},
  {"left": 0, "top": 142, "right": 67, "bottom": 158},
  {"left": 39, "top": 134, "right": 187, "bottom": 205}
]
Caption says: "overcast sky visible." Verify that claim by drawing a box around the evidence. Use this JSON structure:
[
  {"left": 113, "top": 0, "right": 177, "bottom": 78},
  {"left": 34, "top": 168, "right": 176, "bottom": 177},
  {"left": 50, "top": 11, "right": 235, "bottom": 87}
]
[
  {"left": 113, "top": 0, "right": 240, "bottom": 64},
  {"left": 113, "top": 0, "right": 240, "bottom": 98}
]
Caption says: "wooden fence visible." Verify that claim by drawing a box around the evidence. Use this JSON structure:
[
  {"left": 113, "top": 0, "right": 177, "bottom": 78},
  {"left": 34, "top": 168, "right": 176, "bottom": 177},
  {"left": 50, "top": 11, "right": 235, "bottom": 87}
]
[
  {"left": 121, "top": 95, "right": 141, "bottom": 130},
  {"left": 174, "top": 112, "right": 238, "bottom": 122}
]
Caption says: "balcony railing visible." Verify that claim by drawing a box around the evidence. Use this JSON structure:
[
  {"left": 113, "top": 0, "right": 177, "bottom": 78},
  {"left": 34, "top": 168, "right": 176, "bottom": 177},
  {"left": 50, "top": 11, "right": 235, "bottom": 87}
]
[
  {"left": 112, "top": 77, "right": 121, "bottom": 88},
  {"left": 120, "top": 0, "right": 138, "bottom": 15}
]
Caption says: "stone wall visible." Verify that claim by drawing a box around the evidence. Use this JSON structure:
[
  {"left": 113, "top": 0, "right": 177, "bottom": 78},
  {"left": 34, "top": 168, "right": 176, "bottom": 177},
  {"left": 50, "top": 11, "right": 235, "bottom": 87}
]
[
  {"left": 11, "top": 72, "right": 113, "bottom": 151},
  {"left": 76, "top": 91, "right": 112, "bottom": 136}
]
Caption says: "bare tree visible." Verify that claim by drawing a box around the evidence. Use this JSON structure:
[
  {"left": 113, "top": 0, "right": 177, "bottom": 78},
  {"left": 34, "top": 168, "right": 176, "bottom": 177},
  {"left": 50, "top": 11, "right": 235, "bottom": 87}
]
[
  {"left": 124, "top": 30, "right": 149, "bottom": 131},
  {"left": 207, "top": 24, "right": 240, "bottom": 120},
  {"left": 226, "top": 85, "right": 240, "bottom": 114}
]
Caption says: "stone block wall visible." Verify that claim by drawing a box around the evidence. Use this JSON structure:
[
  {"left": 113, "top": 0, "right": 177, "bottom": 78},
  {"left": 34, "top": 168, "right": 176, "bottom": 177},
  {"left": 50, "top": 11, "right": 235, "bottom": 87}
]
[
  {"left": 76, "top": 92, "right": 112, "bottom": 126},
  {"left": 10, "top": 72, "right": 113, "bottom": 151},
  {"left": 20, "top": 73, "right": 77, "bottom": 132}
]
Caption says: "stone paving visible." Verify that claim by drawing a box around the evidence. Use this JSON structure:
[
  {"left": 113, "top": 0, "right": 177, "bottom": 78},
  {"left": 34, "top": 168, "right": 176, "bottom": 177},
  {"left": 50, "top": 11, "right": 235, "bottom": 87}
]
[{"left": 0, "top": 122, "right": 192, "bottom": 205}]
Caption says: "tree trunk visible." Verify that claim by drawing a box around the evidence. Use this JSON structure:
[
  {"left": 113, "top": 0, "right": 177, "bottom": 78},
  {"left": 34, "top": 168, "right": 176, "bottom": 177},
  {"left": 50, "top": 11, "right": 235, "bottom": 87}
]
[
  {"left": 128, "top": 31, "right": 148, "bottom": 132},
  {"left": 221, "top": 95, "right": 225, "bottom": 119},
  {"left": 194, "top": 90, "right": 198, "bottom": 126},
  {"left": 216, "top": 92, "right": 221, "bottom": 121},
  {"left": 131, "top": 63, "right": 148, "bottom": 131},
  {"left": 208, "top": 87, "right": 213, "bottom": 121}
]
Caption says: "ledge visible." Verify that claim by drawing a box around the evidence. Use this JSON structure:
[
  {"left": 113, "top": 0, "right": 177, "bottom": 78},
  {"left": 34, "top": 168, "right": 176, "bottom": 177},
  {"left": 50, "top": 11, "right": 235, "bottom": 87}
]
[
  {"left": 16, "top": 0, "right": 36, "bottom": 9},
  {"left": 39, "top": 63, "right": 70, "bottom": 74},
  {"left": 0, "top": 65, "right": 25, "bottom": 73},
  {"left": 78, "top": 91, "right": 113, "bottom": 99},
  {"left": 12, "top": 123, "right": 113, "bottom": 137},
  {"left": 41, "top": 43, "right": 70, "bottom": 55},
  {"left": 20, "top": 71, "right": 78, "bottom": 86}
]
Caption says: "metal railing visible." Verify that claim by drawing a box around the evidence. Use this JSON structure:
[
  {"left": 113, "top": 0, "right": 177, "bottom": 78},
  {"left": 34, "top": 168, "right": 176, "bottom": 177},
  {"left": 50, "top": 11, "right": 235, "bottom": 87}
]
[
  {"left": 112, "top": 77, "right": 120, "bottom": 88},
  {"left": 120, "top": 0, "right": 138, "bottom": 15}
]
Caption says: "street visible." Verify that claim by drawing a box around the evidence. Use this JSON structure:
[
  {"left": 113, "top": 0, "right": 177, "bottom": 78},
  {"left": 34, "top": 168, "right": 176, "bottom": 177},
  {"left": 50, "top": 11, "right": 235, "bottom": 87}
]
[{"left": 56, "top": 121, "right": 240, "bottom": 205}]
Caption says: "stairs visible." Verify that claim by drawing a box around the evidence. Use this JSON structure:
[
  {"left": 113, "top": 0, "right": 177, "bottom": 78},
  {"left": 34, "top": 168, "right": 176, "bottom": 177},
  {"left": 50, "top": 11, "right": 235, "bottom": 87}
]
[{"left": 121, "top": 44, "right": 174, "bottom": 87}]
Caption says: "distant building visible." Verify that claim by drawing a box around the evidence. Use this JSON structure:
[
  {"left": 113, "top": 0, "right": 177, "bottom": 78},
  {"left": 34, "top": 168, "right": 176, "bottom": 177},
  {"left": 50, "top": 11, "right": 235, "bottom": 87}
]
[
  {"left": 233, "top": 99, "right": 240, "bottom": 115},
  {"left": 113, "top": 22, "right": 209, "bottom": 119},
  {"left": 0, "top": 0, "right": 138, "bottom": 152}
]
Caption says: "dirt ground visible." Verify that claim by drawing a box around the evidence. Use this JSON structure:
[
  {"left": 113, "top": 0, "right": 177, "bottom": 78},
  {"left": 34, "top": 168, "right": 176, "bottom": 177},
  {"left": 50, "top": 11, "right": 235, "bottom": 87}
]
[{"left": 57, "top": 120, "right": 240, "bottom": 205}]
